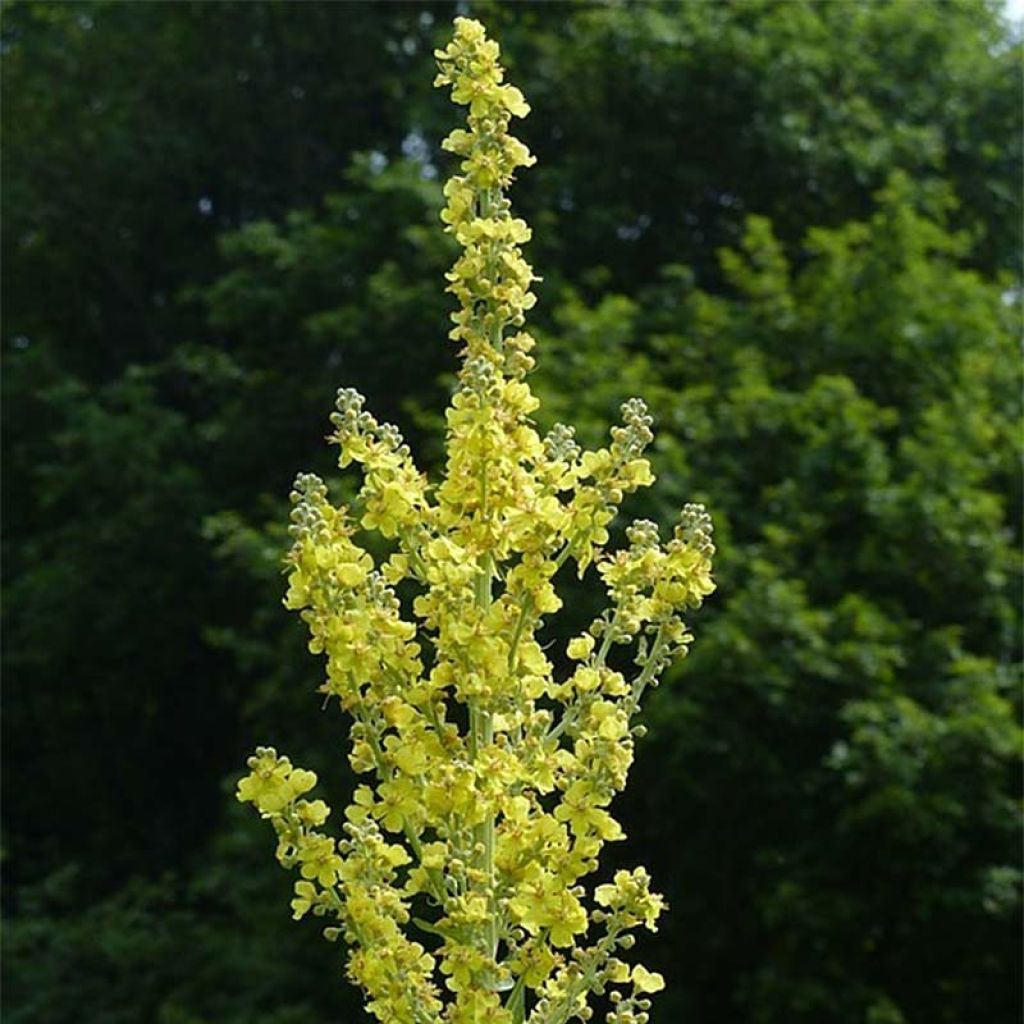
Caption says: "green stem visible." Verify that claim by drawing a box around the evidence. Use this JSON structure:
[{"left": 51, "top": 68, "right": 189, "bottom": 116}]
[
  {"left": 507, "top": 596, "right": 533, "bottom": 671},
  {"left": 398, "top": 526, "right": 430, "bottom": 580},
  {"left": 412, "top": 916, "right": 458, "bottom": 940},
  {"left": 470, "top": 552, "right": 498, "bottom": 961},
  {"left": 505, "top": 970, "right": 527, "bottom": 1022},
  {"left": 629, "top": 623, "right": 667, "bottom": 714},
  {"left": 542, "top": 927, "right": 622, "bottom": 1024},
  {"left": 594, "top": 607, "right": 623, "bottom": 667},
  {"left": 545, "top": 705, "right": 577, "bottom": 744}
]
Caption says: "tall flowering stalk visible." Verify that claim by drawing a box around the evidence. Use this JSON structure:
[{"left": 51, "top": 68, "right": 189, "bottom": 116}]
[{"left": 237, "top": 18, "right": 714, "bottom": 1024}]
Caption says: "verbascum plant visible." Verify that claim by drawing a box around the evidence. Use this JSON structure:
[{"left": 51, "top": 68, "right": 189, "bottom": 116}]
[{"left": 237, "top": 17, "right": 714, "bottom": 1024}]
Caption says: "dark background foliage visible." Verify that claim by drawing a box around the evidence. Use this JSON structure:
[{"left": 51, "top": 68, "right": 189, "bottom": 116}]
[{"left": 2, "top": 2, "right": 1021, "bottom": 1022}]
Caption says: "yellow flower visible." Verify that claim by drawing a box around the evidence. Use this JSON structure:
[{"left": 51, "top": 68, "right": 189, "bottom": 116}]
[
  {"left": 376, "top": 777, "right": 422, "bottom": 832},
  {"left": 236, "top": 747, "right": 296, "bottom": 814},
  {"left": 298, "top": 834, "right": 342, "bottom": 887},
  {"left": 632, "top": 964, "right": 666, "bottom": 993},
  {"left": 567, "top": 634, "right": 595, "bottom": 660},
  {"left": 290, "top": 880, "right": 318, "bottom": 920},
  {"left": 296, "top": 799, "right": 330, "bottom": 827},
  {"left": 239, "top": 17, "right": 713, "bottom": 1022}
]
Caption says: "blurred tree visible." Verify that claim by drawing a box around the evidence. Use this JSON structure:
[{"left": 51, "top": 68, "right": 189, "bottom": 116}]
[
  {"left": 5, "top": 0, "right": 1016, "bottom": 379},
  {"left": 2, "top": 1, "right": 452, "bottom": 888},
  {"left": 531, "top": 174, "right": 1021, "bottom": 1024},
  {"left": 482, "top": 0, "right": 1021, "bottom": 289},
  {"left": 1, "top": 0, "right": 450, "bottom": 377}
]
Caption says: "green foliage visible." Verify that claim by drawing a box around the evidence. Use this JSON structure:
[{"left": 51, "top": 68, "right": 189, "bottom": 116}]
[
  {"left": 2, "top": 350, "right": 238, "bottom": 877},
  {"left": 531, "top": 174, "right": 1021, "bottom": 1023},
  {"left": 2, "top": 820, "right": 361, "bottom": 1024},
  {"left": 481, "top": 0, "right": 1020, "bottom": 284}
]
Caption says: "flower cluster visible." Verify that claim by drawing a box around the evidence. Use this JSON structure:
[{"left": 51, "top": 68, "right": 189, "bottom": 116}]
[{"left": 238, "top": 17, "right": 714, "bottom": 1024}]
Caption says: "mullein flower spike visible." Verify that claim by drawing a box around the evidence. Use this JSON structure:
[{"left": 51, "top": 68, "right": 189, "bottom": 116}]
[{"left": 238, "top": 17, "right": 714, "bottom": 1024}]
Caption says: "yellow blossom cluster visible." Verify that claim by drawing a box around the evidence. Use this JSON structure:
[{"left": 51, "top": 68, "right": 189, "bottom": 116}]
[{"left": 238, "top": 16, "right": 714, "bottom": 1024}]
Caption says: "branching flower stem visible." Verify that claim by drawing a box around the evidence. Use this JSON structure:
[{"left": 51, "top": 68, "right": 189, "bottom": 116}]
[{"left": 235, "top": 17, "right": 715, "bottom": 1024}]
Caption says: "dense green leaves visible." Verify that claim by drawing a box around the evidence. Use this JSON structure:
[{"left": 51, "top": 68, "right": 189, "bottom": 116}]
[
  {"left": 482, "top": 0, "right": 1021, "bottom": 287},
  {"left": 532, "top": 176, "right": 1020, "bottom": 1024}
]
